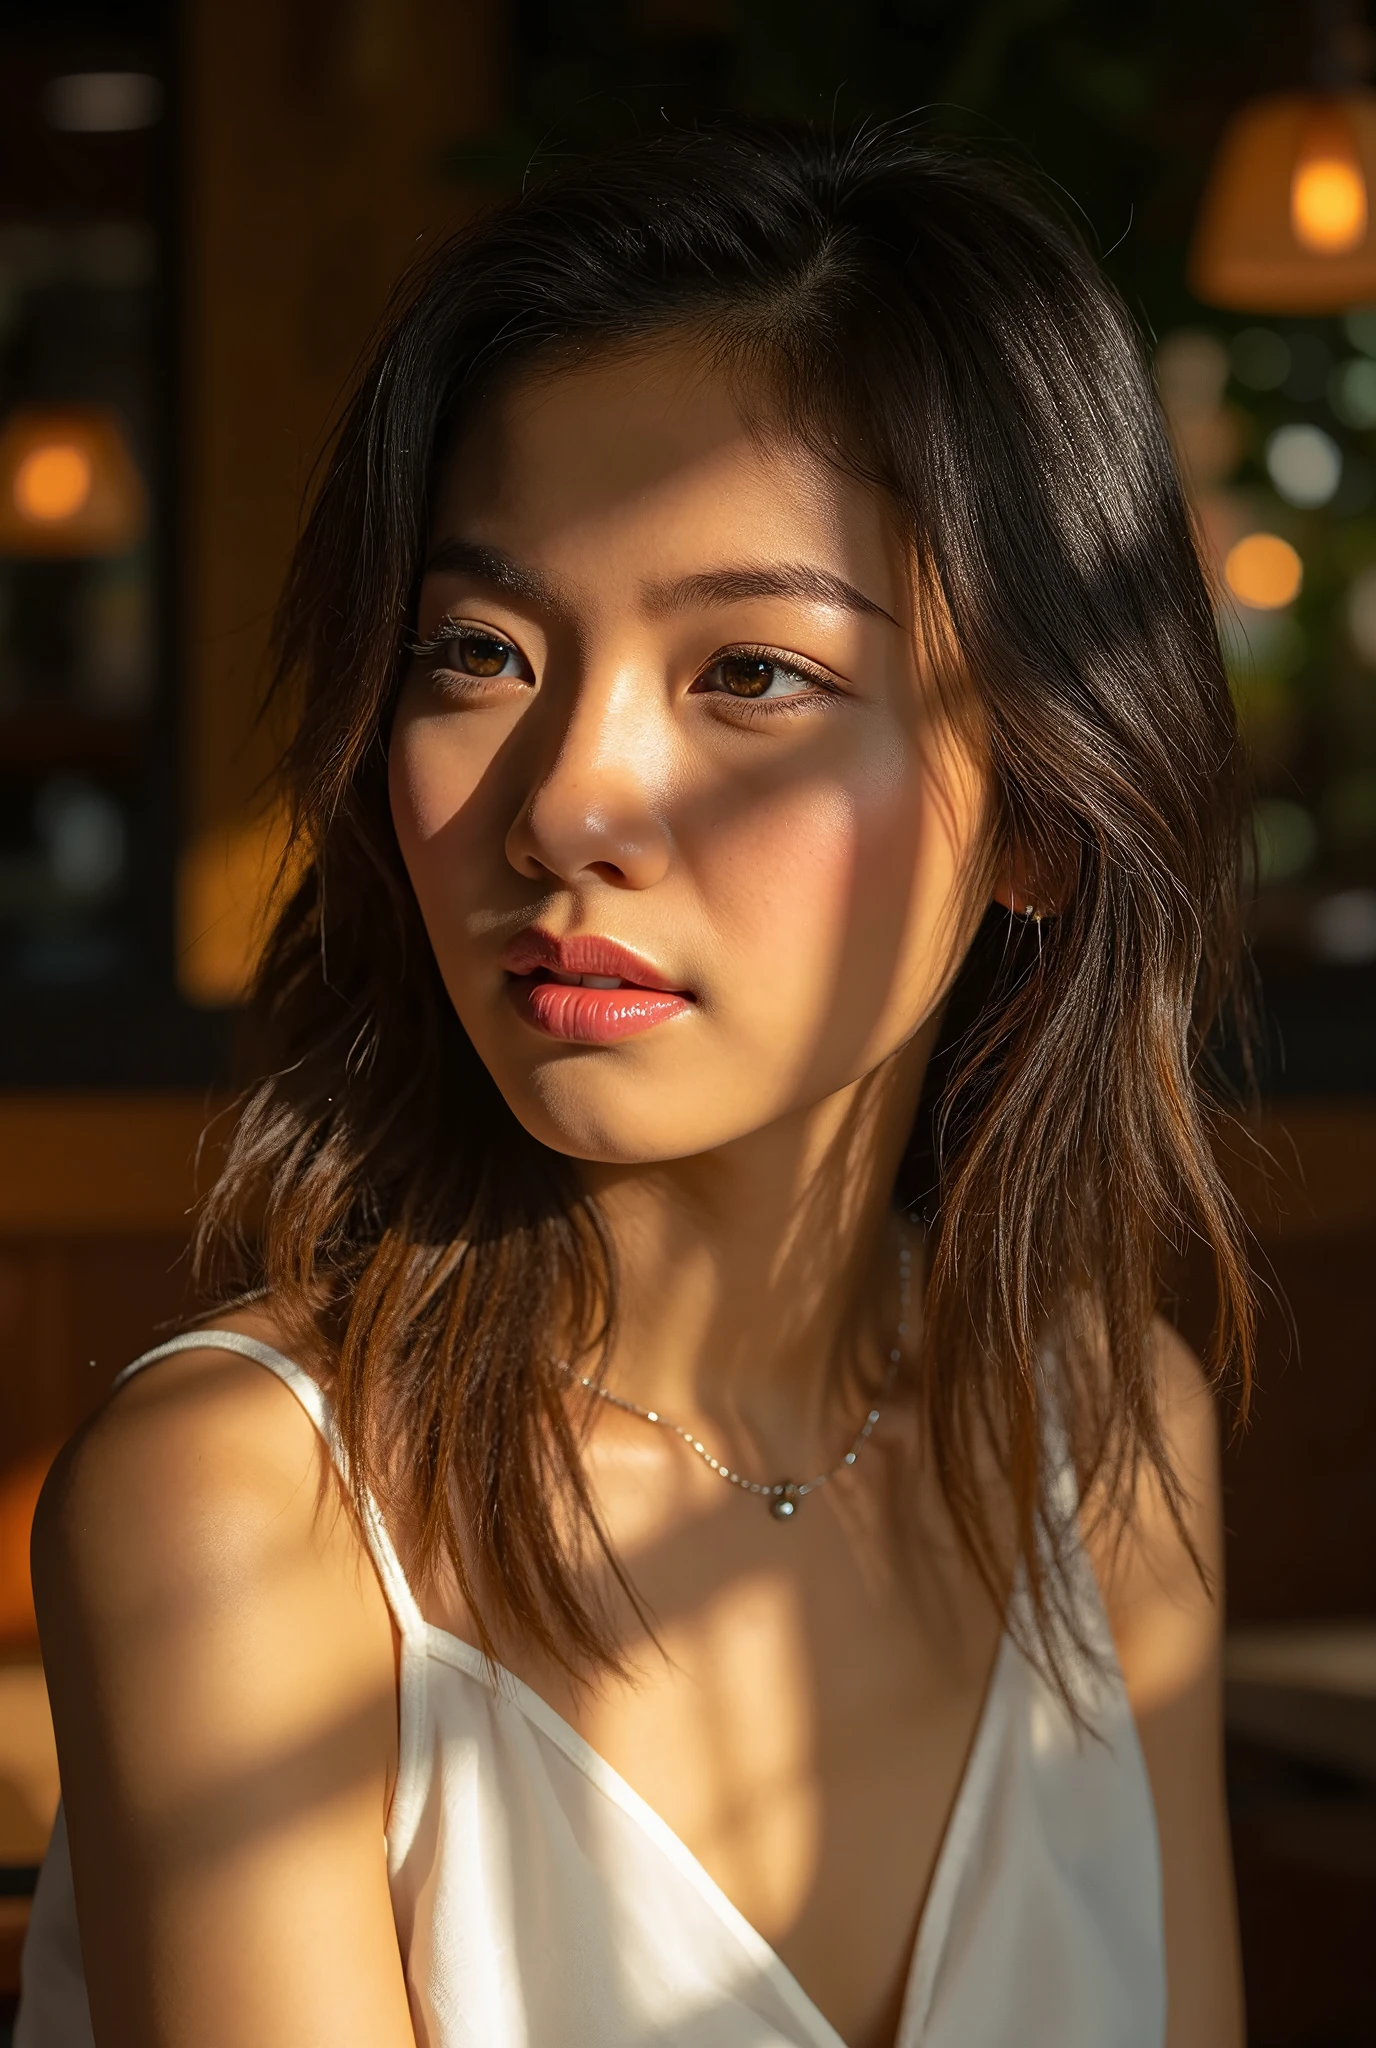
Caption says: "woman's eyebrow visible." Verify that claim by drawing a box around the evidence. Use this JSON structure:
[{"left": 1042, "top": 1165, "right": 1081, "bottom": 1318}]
[
  {"left": 642, "top": 563, "right": 902, "bottom": 627},
  {"left": 423, "top": 540, "right": 903, "bottom": 630},
  {"left": 424, "top": 537, "right": 563, "bottom": 608}
]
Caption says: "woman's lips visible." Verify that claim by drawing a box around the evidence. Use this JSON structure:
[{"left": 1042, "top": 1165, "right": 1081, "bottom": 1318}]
[
  {"left": 500, "top": 930, "right": 695, "bottom": 1044},
  {"left": 513, "top": 978, "right": 693, "bottom": 1043}
]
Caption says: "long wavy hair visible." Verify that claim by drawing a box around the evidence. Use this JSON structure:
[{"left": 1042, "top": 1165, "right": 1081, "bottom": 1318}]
[{"left": 196, "top": 120, "right": 1255, "bottom": 1682}]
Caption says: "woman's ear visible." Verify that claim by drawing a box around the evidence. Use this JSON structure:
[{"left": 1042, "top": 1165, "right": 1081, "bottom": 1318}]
[{"left": 991, "top": 853, "right": 1050, "bottom": 922}]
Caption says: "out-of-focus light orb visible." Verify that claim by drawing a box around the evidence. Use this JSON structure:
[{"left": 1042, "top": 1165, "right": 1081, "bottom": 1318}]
[
  {"left": 42, "top": 72, "right": 163, "bottom": 134},
  {"left": 1329, "top": 356, "right": 1376, "bottom": 426},
  {"left": 1254, "top": 797, "right": 1318, "bottom": 882},
  {"left": 1231, "top": 327, "right": 1290, "bottom": 390},
  {"left": 1157, "top": 330, "right": 1230, "bottom": 410},
  {"left": 34, "top": 778, "right": 126, "bottom": 900},
  {"left": 1290, "top": 154, "right": 1368, "bottom": 253},
  {"left": 1310, "top": 887, "right": 1376, "bottom": 963},
  {"left": 13, "top": 443, "right": 93, "bottom": 523},
  {"left": 1265, "top": 423, "right": 1343, "bottom": 506},
  {"left": 1225, "top": 532, "right": 1303, "bottom": 608},
  {"left": 1346, "top": 563, "right": 1376, "bottom": 660},
  {"left": 1156, "top": 330, "right": 1240, "bottom": 485}
]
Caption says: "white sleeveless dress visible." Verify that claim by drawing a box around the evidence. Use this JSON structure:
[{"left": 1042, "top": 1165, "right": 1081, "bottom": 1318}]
[{"left": 17, "top": 1331, "right": 1166, "bottom": 2048}]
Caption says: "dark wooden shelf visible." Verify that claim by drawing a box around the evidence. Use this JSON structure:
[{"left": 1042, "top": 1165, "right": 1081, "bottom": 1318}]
[{"left": 0, "top": 707, "right": 150, "bottom": 777}]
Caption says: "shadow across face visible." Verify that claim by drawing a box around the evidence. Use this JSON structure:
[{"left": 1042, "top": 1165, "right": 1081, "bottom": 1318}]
[{"left": 388, "top": 339, "right": 992, "bottom": 1178}]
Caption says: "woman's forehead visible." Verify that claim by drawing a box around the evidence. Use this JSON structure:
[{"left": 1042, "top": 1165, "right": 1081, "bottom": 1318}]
[{"left": 430, "top": 340, "right": 915, "bottom": 621}]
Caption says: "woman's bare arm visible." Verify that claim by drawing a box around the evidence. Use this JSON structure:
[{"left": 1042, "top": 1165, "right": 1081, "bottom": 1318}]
[
  {"left": 32, "top": 1344, "right": 417, "bottom": 2048},
  {"left": 1088, "top": 1319, "right": 1246, "bottom": 2048}
]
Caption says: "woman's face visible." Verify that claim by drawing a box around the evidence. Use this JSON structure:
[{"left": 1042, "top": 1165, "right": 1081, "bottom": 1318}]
[{"left": 389, "top": 342, "right": 991, "bottom": 1165}]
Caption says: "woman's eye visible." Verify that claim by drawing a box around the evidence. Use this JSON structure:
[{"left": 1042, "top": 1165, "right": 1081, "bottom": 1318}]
[
  {"left": 438, "top": 631, "right": 523, "bottom": 679},
  {"left": 701, "top": 653, "right": 825, "bottom": 702},
  {"left": 414, "top": 622, "right": 530, "bottom": 682}
]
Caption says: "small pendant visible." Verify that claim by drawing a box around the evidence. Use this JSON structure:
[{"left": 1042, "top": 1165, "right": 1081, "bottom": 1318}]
[{"left": 770, "top": 1482, "right": 800, "bottom": 1521}]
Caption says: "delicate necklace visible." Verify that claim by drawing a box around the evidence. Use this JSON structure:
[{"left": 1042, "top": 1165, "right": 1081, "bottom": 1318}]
[{"left": 557, "top": 1238, "right": 912, "bottom": 1521}]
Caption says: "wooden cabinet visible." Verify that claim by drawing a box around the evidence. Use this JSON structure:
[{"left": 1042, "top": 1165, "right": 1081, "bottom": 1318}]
[{"left": 0, "top": 1095, "right": 221, "bottom": 1467}]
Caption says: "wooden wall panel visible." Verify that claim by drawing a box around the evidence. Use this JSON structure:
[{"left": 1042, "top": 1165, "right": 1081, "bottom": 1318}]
[
  {"left": 1223, "top": 1234, "right": 1376, "bottom": 1621},
  {"left": 0, "top": 1237, "right": 195, "bottom": 1467},
  {"left": 0, "top": 1092, "right": 214, "bottom": 1465},
  {"left": 0, "top": 1093, "right": 225, "bottom": 1233},
  {"left": 1172, "top": 1103, "right": 1376, "bottom": 1622}
]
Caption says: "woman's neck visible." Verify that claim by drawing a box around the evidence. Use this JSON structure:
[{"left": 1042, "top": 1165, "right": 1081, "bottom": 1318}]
[{"left": 577, "top": 1026, "right": 933, "bottom": 1475}]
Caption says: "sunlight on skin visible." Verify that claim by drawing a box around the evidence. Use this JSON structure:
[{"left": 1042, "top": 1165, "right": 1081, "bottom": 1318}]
[
  {"left": 388, "top": 341, "right": 990, "bottom": 1174},
  {"left": 1091, "top": 1330, "right": 1227, "bottom": 1719},
  {"left": 35, "top": 1351, "right": 414, "bottom": 2047},
  {"left": 612, "top": 1573, "right": 821, "bottom": 1931},
  {"left": 388, "top": 339, "right": 993, "bottom": 1454},
  {"left": 50, "top": 1373, "right": 399, "bottom": 1869}
]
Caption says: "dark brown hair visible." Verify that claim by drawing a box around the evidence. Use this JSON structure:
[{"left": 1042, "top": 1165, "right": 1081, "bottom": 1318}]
[{"left": 197, "top": 120, "right": 1254, "bottom": 1678}]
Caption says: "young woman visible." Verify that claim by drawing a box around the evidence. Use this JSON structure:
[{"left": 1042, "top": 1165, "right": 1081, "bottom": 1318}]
[{"left": 20, "top": 122, "right": 1251, "bottom": 2048}]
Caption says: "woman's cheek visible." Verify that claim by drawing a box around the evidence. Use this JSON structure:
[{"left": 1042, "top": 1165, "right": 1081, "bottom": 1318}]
[
  {"left": 694, "top": 756, "right": 977, "bottom": 1074},
  {"left": 390, "top": 712, "right": 467, "bottom": 846},
  {"left": 389, "top": 719, "right": 515, "bottom": 943},
  {"left": 692, "top": 780, "right": 878, "bottom": 1016}
]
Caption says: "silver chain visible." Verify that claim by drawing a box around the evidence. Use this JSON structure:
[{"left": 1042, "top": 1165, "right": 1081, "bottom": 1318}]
[{"left": 556, "top": 1238, "right": 912, "bottom": 1520}]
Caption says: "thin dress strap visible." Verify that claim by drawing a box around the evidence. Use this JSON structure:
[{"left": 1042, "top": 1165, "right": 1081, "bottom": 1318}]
[{"left": 113, "top": 1331, "right": 427, "bottom": 1640}]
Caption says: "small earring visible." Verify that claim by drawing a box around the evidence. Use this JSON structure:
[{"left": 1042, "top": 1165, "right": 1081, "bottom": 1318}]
[{"left": 1021, "top": 902, "right": 1042, "bottom": 924}]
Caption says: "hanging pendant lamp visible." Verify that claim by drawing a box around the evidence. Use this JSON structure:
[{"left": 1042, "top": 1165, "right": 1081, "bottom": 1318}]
[
  {"left": 1193, "top": 0, "right": 1376, "bottom": 322},
  {"left": 1191, "top": 89, "right": 1376, "bottom": 312}
]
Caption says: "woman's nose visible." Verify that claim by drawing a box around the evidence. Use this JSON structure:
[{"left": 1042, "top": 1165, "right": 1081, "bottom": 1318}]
[{"left": 504, "top": 665, "right": 674, "bottom": 890}]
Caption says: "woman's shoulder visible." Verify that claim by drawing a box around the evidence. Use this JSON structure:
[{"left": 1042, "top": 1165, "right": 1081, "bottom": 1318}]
[
  {"left": 31, "top": 1303, "right": 393, "bottom": 1700},
  {"left": 30, "top": 1308, "right": 407, "bottom": 2045},
  {"left": 36, "top": 1305, "right": 319, "bottom": 1584},
  {"left": 1081, "top": 1315, "right": 1225, "bottom": 1704}
]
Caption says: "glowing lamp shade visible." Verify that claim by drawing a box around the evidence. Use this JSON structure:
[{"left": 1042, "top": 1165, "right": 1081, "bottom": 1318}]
[
  {"left": 1224, "top": 533, "right": 1303, "bottom": 610},
  {"left": 1292, "top": 151, "right": 1367, "bottom": 252},
  {"left": 1191, "top": 93, "right": 1376, "bottom": 312},
  {"left": 0, "top": 407, "right": 147, "bottom": 557},
  {"left": 15, "top": 443, "right": 93, "bottom": 522}
]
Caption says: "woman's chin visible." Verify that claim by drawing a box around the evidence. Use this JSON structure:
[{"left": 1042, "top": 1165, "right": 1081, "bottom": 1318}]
[
  {"left": 489, "top": 1067, "right": 759, "bottom": 1170},
  {"left": 506, "top": 1098, "right": 722, "bottom": 1168}
]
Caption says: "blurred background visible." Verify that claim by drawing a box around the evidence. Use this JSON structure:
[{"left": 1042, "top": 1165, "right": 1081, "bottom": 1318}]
[{"left": 0, "top": 1, "right": 1372, "bottom": 2041}]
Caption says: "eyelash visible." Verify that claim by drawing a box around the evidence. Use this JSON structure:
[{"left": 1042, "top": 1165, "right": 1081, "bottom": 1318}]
[
  {"left": 409, "top": 620, "right": 527, "bottom": 674},
  {"left": 695, "top": 644, "right": 845, "bottom": 717},
  {"left": 410, "top": 620, "right": 844, "bottom": 716}
]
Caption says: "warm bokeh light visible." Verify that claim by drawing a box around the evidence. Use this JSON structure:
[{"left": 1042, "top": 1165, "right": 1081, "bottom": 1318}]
[
  {"left": 13, "top": 442, "right": 93, "bottom": 523},
  {"left": 1225, "top": 532, "right": 1303, "bottom": 609},
  {"left": 0, "top": 407, "right": 147, "bottom": 556},
  {"left": 177, "top": 806, "right": 299, "bottom": 1006},
  {"left": 1291, "top": 154, "right": 1368, "bottom": 253}
]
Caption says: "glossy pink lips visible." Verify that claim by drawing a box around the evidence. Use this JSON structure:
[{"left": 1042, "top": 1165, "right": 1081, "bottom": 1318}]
[
  {"left": 500, "top": 930, "right": 695, "bottom": 1045},
  {"left": 520, "top": 982, "right": 693, "bottom": 1042}
]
